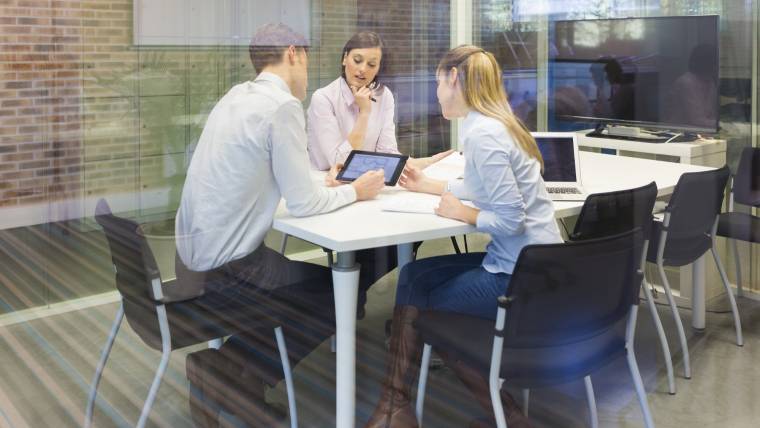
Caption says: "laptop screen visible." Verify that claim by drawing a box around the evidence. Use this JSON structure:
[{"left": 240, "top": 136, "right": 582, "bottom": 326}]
[{"left": 534, "top": 136, "right": 577, "bottom": 182}]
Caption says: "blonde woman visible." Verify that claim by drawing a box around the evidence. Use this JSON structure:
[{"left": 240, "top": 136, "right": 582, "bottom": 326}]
[{"left": 364, "top": 46, "right": 561, "bottom": 428}]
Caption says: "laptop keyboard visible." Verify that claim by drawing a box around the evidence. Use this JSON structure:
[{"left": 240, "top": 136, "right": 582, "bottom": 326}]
[{"left": 547, "top": 187, "right": 582, "bottom": 194}]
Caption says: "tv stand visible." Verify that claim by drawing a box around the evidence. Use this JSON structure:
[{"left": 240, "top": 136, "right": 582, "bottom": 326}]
[
  {"left": 586, "top": 125, "right": 701, "bottom": 144},
  {"left": 577, "top": 129, "right": 725, "bottom": 165}
]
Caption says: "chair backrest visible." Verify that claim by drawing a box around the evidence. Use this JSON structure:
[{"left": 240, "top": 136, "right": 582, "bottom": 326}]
[
  {"left": 95, "top": 199, "right": 164, "bottom": 344},
  {"left": 503, "top": 229, "right": 643, "bottom": 349},
  {"left": 732, "top": 147, "right": 760, "bottom": 207},
  {"left": 570, "top": 181, "right": 658, "bottom": 241},
  {"left": 665, "top": 165, "right": 729, "bottom": 240}
]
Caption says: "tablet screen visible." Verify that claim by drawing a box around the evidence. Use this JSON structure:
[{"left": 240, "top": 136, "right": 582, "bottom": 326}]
[{"left": 337, "top": 151, "right": 408, "bottom": 185}]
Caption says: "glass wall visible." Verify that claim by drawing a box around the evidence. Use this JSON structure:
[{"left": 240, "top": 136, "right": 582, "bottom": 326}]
[
  {"left": 475, "top": 0, "right": 756, "bottom": 294},
  {"left": 0, "top": 0, "right": 452, "bottom": 313},
  {"left": 0, "top": 1, "right": 760, "bottom": 426}
]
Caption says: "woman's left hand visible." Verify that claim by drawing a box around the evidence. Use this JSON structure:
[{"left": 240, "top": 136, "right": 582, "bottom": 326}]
[
  {"left": 435, "top": 192, "right": 479, "bottom": 224},
  {"left": 435, "top": 192, "right": 465, "bottom": 220}
]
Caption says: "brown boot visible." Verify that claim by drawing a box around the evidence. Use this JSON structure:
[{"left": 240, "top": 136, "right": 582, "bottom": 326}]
[
  {"left": 364, "top": 306, "right": 422, "bottom": 428},
  {"left": 438, "top": 351, "right": 532, "bottom": 428}
]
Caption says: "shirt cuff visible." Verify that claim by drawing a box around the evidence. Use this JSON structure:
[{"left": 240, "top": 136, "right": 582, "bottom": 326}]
[
  {"left": 448, "top": 179, "right": 466, "bottom": 199},
  {"left": 339, "top": 183, "right": 357, "bottom": 203},
  {"left": 334, "top": 140, "right": 354, "bottom": 165},
  {"left": 475, "top": 209, "right": 496, "bottom": 233}
]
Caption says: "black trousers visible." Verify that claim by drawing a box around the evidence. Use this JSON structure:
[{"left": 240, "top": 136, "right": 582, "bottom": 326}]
[{"left": 182, "top": 244, "right": 400, "bottom": 386}]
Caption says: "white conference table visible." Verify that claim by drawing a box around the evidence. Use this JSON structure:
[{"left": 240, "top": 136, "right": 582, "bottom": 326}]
[{"left": 273, "top": 151, "right": 712, "bottom": 428}]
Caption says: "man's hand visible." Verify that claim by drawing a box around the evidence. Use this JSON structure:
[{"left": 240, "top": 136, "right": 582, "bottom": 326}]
[
  {"left": 325, "top": 163, "right": 344, "bottom": 187},
  {"left": 351, "top": 169, "right": 385, "bottom": 200}
]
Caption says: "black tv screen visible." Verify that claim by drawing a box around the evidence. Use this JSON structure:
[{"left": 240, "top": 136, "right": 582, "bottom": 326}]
[{"left": 549, "top": 15, "right": 719, "bottom": 133}]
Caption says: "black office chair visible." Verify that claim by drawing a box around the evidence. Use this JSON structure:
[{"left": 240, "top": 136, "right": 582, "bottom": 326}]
[
  {"left": 716, "top": 147, "right": 760, "bottom": 306},
  {"left": 646, "top": 165, "right": 738, "bottom": 384},
  {"left": 568, "top": 182, "right": 676, "bottom": 394},
  {"left": 414, "top": 229, "right": 654, "bottom": 428},
  {"left": 85, "top": 200, "right": 298, "bottom": 428}
]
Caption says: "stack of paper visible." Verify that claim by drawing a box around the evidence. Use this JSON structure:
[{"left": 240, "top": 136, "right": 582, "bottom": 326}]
[
  {"left": 380, "top": 191, "right": 475, "bottom": 214},
  {"left": 381, "top": 192, "right": 441, "bottom": 214}
]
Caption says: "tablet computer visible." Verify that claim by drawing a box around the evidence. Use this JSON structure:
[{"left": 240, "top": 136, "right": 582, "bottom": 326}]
[{"left": 336, "top": 150, "right": 409, "bottom": 186}]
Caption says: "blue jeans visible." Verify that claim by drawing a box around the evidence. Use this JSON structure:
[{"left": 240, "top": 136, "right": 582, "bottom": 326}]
[{"left": 395, "top": 252, "right": 511, "bottom": 320}]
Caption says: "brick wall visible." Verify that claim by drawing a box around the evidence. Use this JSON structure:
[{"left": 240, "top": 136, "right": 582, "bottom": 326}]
[
  {"left": 1, "top": 0, "right": 451, "bottom": 225},
  {"left": 1, "top": 0, "right": 89, "bottom": 209}
]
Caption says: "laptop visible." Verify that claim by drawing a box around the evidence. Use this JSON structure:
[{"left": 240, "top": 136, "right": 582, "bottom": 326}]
[{"left": 532, "top": 132, "right": 588, "bottom": 201}]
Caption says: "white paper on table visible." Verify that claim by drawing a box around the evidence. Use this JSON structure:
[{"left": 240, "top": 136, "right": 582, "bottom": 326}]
[
  {"left": 422, "top": 151, "right": 465, "bottom": 181},
  {"left": 380, "top": 191, "right": 475, "bottom": 214}
]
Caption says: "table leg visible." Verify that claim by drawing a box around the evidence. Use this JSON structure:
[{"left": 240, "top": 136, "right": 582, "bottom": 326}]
[
  {"left": 397, "top": 242, "right": 414, "bottom": 270},
  {"left": 691, "top": 255, "right": 706, "bottom": 330},
  {"left": 333, "top": 251, "right": 360, "bottom": 428}
]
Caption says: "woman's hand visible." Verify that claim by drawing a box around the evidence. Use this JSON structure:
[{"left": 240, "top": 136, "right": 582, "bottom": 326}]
[
  {"left": 406, "top": 149, "right": 455, "bottom": 169},
  {"left": 398, "top": 164, "right": 426, "bottom": 192},
  {"left": 325, "top": 163, "right": 344, "bottom": 187},
  {"left": 429, "top": 149, "right": 455, "bottom": 164},
  {"left": 399, "top": 164, "right": 447, "bottom": 195},
  {"left": 435, "top": 192, "right": 479, "bottom": 224},
  {"left": 351, "top": 85, "right": 374, "bottom": 114}
]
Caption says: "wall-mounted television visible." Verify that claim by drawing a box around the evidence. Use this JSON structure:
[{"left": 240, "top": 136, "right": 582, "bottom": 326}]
[{"left": 548, "top": 15, "right": 719, "bottom": 134}]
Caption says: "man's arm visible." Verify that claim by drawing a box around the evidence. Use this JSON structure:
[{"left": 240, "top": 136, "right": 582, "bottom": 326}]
[{"left": 271, "top": 100, "right": 357, "bottom": 217}]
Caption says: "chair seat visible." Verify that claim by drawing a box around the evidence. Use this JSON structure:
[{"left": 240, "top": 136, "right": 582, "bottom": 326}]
[
  {"left": 717, "top": 212, "right": 760, "bottom": 243},
  {"left": 124, "top": 275, "right": 337, "bottom": 351},
  {"left": 646, "top": 219, "right": 711, "bottom": 266},
  {"left": 416, "top": 310, "right": 626, "bottom": 389}
]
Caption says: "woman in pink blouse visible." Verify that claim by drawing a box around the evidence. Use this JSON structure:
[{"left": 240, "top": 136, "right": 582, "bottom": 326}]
[
  {"left": 307, "top": 31, "right": 449, "bottom": 170},
  {"left": 307, "top": 31, "right": 449, "bottom": 319}
]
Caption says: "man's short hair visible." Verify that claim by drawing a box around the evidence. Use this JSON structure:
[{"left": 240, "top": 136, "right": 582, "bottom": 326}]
[{"left": 249, "top": 23, "right": 309, "bottom": 72}]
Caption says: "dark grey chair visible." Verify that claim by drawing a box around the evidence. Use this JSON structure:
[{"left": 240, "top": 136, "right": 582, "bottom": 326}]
[
  {"left": 568, "top": 182, "right": 676, "bottom": 394},
  {"left": 85, "top": 200, "right": 298, "bottom": 428},
  {"left": 414, "top": 229, "right": 653, "bottom": 428},
  {"left": 716, "top": 147, "right": 760, "bottom": 304},
  {"left": 645, "top": 165, "right": 738, "bottom": 384}
]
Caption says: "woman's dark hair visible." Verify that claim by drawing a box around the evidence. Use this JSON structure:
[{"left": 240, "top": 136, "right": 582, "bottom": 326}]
[{"left": 341, "top": 31, "right": 387, "bottom": 89}]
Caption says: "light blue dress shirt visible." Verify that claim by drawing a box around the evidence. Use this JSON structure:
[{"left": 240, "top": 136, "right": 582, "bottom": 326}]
[{"left": 449, "top": 111, "right": 562, "bottom": 274}]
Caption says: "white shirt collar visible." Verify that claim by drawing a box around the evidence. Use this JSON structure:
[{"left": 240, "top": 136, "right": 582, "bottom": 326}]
[
  {"left": 339, "top": 77, "right": 356, "bottom": 107},
  {"left": 254, "top": 71, "right": 291, "bottom": 95}
]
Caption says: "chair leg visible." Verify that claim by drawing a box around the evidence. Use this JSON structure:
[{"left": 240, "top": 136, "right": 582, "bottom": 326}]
[
  {"left": 136, "top": 343, "right": 171, "bottom": 428},
  {"left": 711, "top": 244, "right": 744, "bottom": 346},
  {"left": 627, "top": 347, "right": 655, "bottom": 428},
  {"left": 584, "top": 376, "right": 599, "bottom": 428},
  {"left": 84, "top": 304, "right": 124, "bottom": 428},
  {"left": 522, "top": 389, "right": 530, "bottom": 417},
  {"left": 416, "top": 343, "right": 432, "bottom": 426},
  {"left": 657, "top": 262, "right": 691, "bottom": 379},
  {"left": 641, "top": 280, "right": 676, "bottom": 394},
  {"left": 450, "top": 236, "right": 462, "bottom": 254},
  {"left": 137, "top": 305, "right": 172, "bottom": 428},
  {"left": 730, "top": 238, "right": 742, "bottom": 297},
  {"left": 275, "top": 326, "right": 298, "bottom": 428}
]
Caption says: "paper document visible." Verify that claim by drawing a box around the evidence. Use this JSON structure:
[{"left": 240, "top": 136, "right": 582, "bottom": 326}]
[
  {"left": 380, "top": 191, "right": 475, "bottom": 214},
  {"left": 422, "top": 151, "right": 465, "bottom": 181}
]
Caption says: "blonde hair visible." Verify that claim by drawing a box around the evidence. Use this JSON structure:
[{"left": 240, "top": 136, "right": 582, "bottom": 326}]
[{"left": 438, "top": 45, "right": 543, "bottom": 170}]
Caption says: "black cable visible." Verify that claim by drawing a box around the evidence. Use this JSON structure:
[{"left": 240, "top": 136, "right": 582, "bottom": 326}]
[
  {"left": 464, "top": 235, "right": 469, "bottom": 253},
  {"left": 558, "top": 218, "right": 571, "bottom": 237}
]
